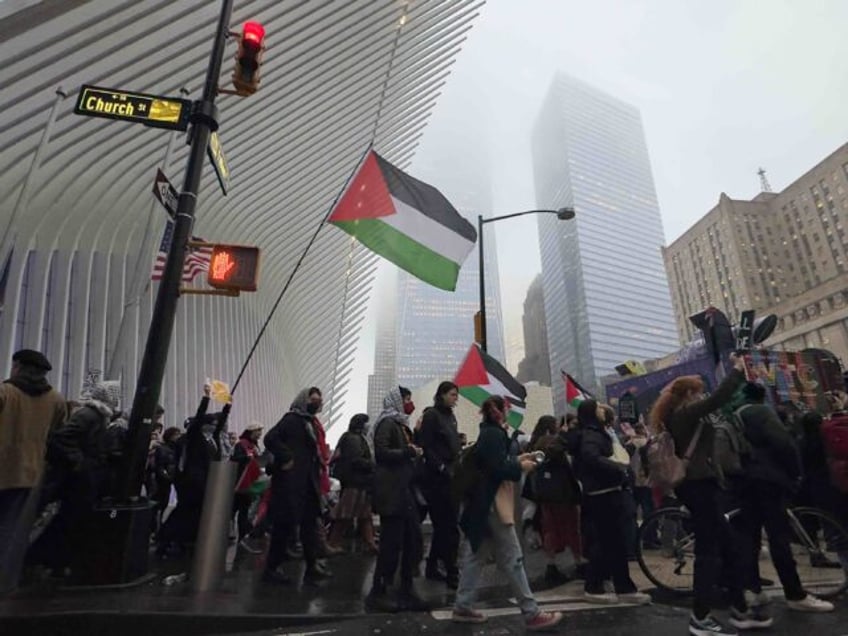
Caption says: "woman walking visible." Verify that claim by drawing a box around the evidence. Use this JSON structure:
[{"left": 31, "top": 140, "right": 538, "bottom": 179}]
[{"left": 451, "top": 395, "right": 563, "bottom": 632}]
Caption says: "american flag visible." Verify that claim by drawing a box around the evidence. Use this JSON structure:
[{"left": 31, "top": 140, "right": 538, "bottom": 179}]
[{"left": 151, "top": 220, "right": 213, "bottom": 282}]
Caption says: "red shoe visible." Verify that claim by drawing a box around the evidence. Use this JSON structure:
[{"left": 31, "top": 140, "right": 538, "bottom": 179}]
[{"left": 526, "top": 610, "right": 563, "bottom": 632}]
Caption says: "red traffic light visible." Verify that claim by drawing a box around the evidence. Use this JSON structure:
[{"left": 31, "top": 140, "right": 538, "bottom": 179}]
[
  {"left": 232, "top": 21, "right": 265, "bottom": 96},
  {"left": 207, "top": 244, "right": 261, "bottom": 292}
]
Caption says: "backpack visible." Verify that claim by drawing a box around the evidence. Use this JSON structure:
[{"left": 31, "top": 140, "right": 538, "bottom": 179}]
[
  {"left": 646, "top": 422, "right": 704, "bottom": 492},
  {"left": 712, "top": 407, "right": 752, "bottom": 479},
  {"left": 451, "top": 443, "right": 482, "bottom": 504}
]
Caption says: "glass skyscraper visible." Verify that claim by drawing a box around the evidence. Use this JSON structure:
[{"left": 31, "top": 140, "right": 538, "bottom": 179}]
[{"left": 532, "top": 72, "right": 678, "bottom": 411}]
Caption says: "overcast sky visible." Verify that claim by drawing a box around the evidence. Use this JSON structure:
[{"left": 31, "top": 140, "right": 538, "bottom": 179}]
[{"left": 332, "top": 0, "right": 848, "bottom": 442}]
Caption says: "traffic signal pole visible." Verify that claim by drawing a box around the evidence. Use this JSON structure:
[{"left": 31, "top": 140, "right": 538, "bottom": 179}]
[{"left": 120, "top": 0, "right": 234, "bottom": 500}]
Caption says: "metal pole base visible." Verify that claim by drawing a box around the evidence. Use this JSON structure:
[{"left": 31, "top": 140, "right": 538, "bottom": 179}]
[{"left": 191, "top": 460, "right": 237, "bottom": 593}]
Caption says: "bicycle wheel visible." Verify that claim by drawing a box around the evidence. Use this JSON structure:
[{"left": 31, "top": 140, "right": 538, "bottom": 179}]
[
  {"left": 787, "top": 507, "right": 848, "bottom": 599},
  {"left": 637, "top": 506, "right": 695, "bottom": 594}
]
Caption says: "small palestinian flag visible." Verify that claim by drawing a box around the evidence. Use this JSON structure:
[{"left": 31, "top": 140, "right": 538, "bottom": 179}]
[
  {"left": 455, "top": 344, "right": 527, "bottom": 429},
  {"left": 562, "top": 371, "right": 592, "bottom": 408},
  {"left": 328, "top": 150, "right": 477, "bottom": 291}
]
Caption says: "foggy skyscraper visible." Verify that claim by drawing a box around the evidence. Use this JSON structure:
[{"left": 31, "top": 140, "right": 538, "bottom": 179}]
[{"left": 533, "top": 73, "right": 678, "bottom": 411}]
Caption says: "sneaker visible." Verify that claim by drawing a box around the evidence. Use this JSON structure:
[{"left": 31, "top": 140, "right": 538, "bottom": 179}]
[
  {"left": 786, "top": 594, "right": 834, "bottom": 613},
  {"left": 583, "top": 591, "right": 619, "bottom": 604},
  {"left": 452, "top": 607, "right": 487, "bottom": 624},
  {"left": 618, "top": 591, "right": 651, "bottom": 605},
  {"left": 526, "top": 611, "right": 563, "bottom": 632},
  {"left": 239, "top": 537, "right": 263, "bottom": 554},
  {"left": 729, "top": 606, "right": 773, "bottom": 630},
  {"left": 689, "top": 614, "right": 737, "bottom": 636}
]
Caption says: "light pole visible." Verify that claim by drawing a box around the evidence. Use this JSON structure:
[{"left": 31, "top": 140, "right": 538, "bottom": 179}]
[{"left": 477, "top": 207, "right": 575, "bottom": 353}]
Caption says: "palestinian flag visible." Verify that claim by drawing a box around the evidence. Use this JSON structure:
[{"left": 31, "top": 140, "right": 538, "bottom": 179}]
[
  {"left": 328, "top": 150, "right": 477, "bottom": 291},
  {"left": 562, "top": 371, "right": 592, "bottom": 408},
  {"left": 455, "top": 344, "right": 527, "bottom": 429}
]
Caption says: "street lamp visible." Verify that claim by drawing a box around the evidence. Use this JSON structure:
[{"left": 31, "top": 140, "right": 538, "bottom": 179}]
[{"left": 477, "top": 207, "right": 575, "bottom": 353}]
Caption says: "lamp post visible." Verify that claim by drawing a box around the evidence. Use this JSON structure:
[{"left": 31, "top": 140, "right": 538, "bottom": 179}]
[{"left": 477, "top": 207, "right": 575, "bottom": 353}]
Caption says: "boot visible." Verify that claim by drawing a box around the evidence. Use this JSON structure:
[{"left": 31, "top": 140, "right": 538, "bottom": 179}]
[
  {"left": 318, "top": 522, "right": 343, "bottom": 557},
  {"left": 360, "top": 517, "right": 379, "bottom": 554}
]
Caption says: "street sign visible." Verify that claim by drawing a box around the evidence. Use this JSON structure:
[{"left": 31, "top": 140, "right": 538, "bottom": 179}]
[
  {"left": 73, "top": 85, "right": 191, "bottom": 131},
  {"left": 207, "top": 131, "right": 230, "bottom": 195},
  {"left": 152, "top": 169, "right": 178, "bottom": 218}
]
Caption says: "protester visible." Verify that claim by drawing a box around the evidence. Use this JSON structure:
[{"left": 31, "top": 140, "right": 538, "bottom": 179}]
[
  {"left": 651, "top": 354, "right": 752, "bottom": 636},
  {"left": 0, "top": 350, "right": 67, "bottom": 593},
  {"left": 418, "top": 381, "right": 462, "bottom": 588},
  {"left": 231, "top": 422, "right": 264, "bottom": 554},
  {"left": 365, "top": 386, "right": 427, "bottom": 612},
  {"left": 308, "top": 393, "right": 342, "bottom": 558},
  {"left": 736, "top": 382, "right": 833, "bottom": 614},
  {"left": 451, "top": 395, "right": 563, "bottom": 632},
  {"left": 263, "top": 387, "right": 330, "bottom": 585},
  {"left": 572, "top": 400, "right": 649, "bottom": 605},
  {"left": 328, "top": 413, "right": 377, "bottom": 554},
  {"left": 151, "top": 426, "right": 182, "bottom": 533},
  {"left": 156, "top": 383, "right": 226, "bottom": 556},
  {"left": 528, "top": 415, "right": 582, "bottom": 586}
]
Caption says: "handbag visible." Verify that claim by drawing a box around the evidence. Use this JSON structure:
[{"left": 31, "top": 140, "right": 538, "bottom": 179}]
[{"left": 494, "top": 480, "right": 515, "bottom": 525}]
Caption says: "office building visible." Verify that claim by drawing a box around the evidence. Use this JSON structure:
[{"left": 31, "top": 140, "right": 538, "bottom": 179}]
[{"left": 516, "top": 274, "right": 551, "bottom": 385}]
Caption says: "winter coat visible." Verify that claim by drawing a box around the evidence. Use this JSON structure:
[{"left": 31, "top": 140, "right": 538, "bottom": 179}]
[
  {"left": 154, "top": 441, "right": 179, "bottom": 488},
  {"left": 372, "top": 414, "right": 418, "bottom": 516},
  {"left": 176, "top": 396, "right": 223, "bottom": 504},
  {"left": 573, "top": 423, "right": 628, "bottom": 495},
  {"left": 419, "top": 404, "right": 461, "bottom": 477},
  {"left": 335, "top": 430, "right": 374, "bottom": 490},
  {"left": 459, "top": 419, "right": 522, "bottom": 553},
  {"left": 667, "top": 368, "right": 745, "bottom": 482},
  {"left": 264, "top": 407, "right": 321, "bottom": 520},
  {"left": 530, "top": 431, "right": 581, "bottom": 504},
  {"left": 0, "top": 374, "right": 67, "bottom": 490},
  {"left": 738, "top": 402, "right": 802, "bottom": 492}
]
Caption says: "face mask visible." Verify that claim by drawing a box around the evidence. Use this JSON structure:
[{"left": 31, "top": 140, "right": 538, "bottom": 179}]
[
  {"left": 306, "top": 402, "right": 320, "bottom": 415},
  {"left": 403, "top": 401, "right": 415, "bottom": 415}
]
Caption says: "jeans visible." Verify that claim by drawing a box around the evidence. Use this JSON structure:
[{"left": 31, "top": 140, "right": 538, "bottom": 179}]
[
  {"left": 582, "top": 490, "right": 638, "bottom": 594},
  {"left": 676, "top": 479, "right": 746, "bottom": 619},
  {"left": 0, "top": 488, "right": 32, "bottom": 593},
  {"left": 738, "top": 480, "right": 805, "bottom": 600},
  {"left": 455, "top": 509, "right": 538, "bottom": 618},
  {"left": 425, "top": 475, "right": 459, "bottom": 575}
]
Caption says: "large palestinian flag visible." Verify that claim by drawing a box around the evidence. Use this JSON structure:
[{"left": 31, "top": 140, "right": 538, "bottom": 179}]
[
  {"left": 328, "top": 150, "right": 477, "bottom": 291},
  {"left": 562, "top": 371, "right": 593, "bottom": 408},
  {"left": 455, "top": 344, "right": 527, "bottom": 429}
]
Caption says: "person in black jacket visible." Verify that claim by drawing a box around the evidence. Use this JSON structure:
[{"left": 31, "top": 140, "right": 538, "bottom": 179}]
[
  {"left": 327, "top": 413, "right": 377, "bottom": 553},
  {"left": 262, "top": 387, "right": 329, "bottom": 586},
  {"left": 573, "top": 399, "right": 649, "bottom": 606},
  {"left": 419, "top": 380, "right": 462, "bottom": 588},
  {"left": 365, "top": 386, "right": 427, "bottom": 612},
  {"left": 156, "top": 384, "right": 226, "bottom": 556},
  {"left": 736, "top": 382, "right": 834, "bottom": 613},
  {"left": 151, "top": 426, "right": 182, "bottom": 533}
]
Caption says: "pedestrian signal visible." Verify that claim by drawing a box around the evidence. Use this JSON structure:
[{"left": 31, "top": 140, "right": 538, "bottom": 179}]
[
  {"left": 232, "top": 21, "right": 265, "bottom": 96},
  {"left": 207, "top": 244, "right": 261, "bottom": 291}
]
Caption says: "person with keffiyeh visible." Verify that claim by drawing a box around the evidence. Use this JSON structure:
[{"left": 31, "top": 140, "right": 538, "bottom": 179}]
[{"left": 262, "top": 387, "right": 331, "bottom": 586}]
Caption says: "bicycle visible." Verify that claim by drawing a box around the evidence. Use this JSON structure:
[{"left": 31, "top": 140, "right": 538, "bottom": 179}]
[{"left": 636, "top": 504, "right": 848, "bottom": 598}]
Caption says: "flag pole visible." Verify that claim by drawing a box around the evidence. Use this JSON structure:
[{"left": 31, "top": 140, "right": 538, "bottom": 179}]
[{"left": 229, "top": 143, "right": 373, "bottom": 394}]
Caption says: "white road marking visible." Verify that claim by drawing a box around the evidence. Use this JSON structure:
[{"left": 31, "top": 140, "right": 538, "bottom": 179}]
[{"left": 432, "top": 599, "right": 641, "bottom": 620}]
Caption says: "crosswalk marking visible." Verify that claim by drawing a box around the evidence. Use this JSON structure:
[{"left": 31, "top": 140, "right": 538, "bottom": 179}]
[{"left": 431, "top": 598, "right": 641, "bottom": 620}]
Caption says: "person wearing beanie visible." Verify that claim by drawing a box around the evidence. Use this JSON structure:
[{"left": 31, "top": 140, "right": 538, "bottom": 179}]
[{"left": 0, "top": 349, "right": 67, "bottom": 593}]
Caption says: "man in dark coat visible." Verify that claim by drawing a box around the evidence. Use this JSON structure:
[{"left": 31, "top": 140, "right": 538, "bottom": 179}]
[
  {"left": 263, "top": 387, "right": 329, "bottom": 585},
  {"left": 418, "top": 380, "right": 462, "bottom": 587},
  {"left": 365, "top": 386, "right": 427, "bottom": 612}
]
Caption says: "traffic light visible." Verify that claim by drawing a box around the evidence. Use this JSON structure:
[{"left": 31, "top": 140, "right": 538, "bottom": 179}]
[
  {"left": 232, "top": 21, "right": 265, "bottom": 96},
  {"left": 207, "top": 244, "right": 261, "bottom": 291}
]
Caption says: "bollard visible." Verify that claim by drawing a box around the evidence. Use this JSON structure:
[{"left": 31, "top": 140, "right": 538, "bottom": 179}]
[{"left": 191, "top": 459, "right": 237, "bottom": 592}]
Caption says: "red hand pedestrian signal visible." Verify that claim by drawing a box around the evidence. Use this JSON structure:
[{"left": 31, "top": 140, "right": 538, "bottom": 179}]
[{"left": 207, "top": 244, "right": 261, "bottom": 292}]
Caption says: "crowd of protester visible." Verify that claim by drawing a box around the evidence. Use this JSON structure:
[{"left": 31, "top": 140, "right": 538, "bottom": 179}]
[{"left": 2, "top": 346, "right": 848, "bottom": 635}]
